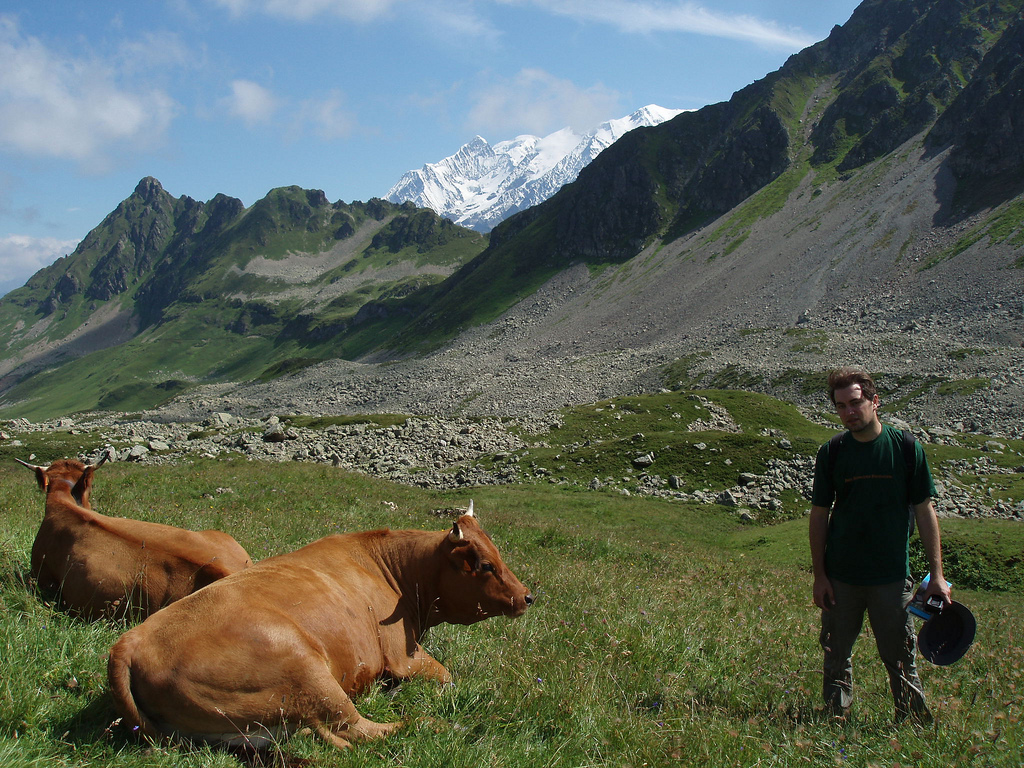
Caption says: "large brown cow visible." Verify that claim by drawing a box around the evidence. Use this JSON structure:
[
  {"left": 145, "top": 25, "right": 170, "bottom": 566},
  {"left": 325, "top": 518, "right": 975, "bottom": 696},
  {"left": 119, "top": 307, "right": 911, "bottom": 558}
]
[
  {"left": 20, "top": 457, "right": 252, "bottom": 621},
  {"left": 108, "top": 503, "right": 532, "bottom": 752}
]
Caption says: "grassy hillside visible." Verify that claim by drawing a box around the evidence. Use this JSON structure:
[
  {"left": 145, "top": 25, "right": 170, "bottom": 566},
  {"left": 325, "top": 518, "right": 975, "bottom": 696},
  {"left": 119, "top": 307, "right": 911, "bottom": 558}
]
[
  {"left": 0, "top": 181, "right": 488, "bottom": 419},
  {"left": 1, "top": 389, "right": 1022, "bottom": 767}
]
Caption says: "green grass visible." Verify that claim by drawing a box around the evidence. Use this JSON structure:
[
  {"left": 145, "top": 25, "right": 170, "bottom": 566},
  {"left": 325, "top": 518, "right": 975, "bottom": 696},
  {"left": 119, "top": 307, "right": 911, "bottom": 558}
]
[
  {"left": 701, "top": 365, "right": 766, "bottom": 393},
  {"left": 771, "top": 368, "right": 829, "bottom": 396},
  {"left": 706, "top": 162, "right": 811, "bottom": 250},
  {"left": 0, "top": 326, "right": 278, "bottom": 420},
  {"left": 935, "top": 378, "right": 989, "bottom": 398},
  {"left": 947, "top": 348, "right": 988, "bottom": 361},
  {"left": 785, "top": 328, "right": 828, "bottom": 354},
  {"left": 1, "top": 390, "right": 1022, "bottom": 767},
  {"left": 661, "top": 353, "right": 709, "bottom": 390},
  {"left": 491, "top": 390, "right": 823, "bottom": 523}
]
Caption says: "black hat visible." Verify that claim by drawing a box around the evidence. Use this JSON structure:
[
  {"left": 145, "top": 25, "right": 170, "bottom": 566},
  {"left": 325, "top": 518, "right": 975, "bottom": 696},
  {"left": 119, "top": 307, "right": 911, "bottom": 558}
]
[{"left": 917, "top": 601, "right": 976, "bottom": 665}]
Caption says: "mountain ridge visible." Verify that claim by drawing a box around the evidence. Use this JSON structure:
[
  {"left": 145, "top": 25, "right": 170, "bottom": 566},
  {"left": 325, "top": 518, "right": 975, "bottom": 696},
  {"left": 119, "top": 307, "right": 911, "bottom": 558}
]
[{"left": 0, "top": 180, "right": 487, "bottom": 416}]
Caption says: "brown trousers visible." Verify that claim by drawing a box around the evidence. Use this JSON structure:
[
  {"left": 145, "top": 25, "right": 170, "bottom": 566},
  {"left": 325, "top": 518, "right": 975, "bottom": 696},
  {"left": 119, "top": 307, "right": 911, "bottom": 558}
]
[{"left": 819, "top": 577, "right": 929, "bottom": 719}]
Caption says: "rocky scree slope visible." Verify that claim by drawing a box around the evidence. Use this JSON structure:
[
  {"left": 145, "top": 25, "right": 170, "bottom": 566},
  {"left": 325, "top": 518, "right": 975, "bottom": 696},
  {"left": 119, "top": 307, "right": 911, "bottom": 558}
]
[
  {"left": 322, "top": 0, "right": 1024, "bottom": 387},
  {"left": 150, "top": 128, "right": 1024, "bottom": 443},
  {"left": 7, "top": 388, "right": 1021, "bottom": 523}
]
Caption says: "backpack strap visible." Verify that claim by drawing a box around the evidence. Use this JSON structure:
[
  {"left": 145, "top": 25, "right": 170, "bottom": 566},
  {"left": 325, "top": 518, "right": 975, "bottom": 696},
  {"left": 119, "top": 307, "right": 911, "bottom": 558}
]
[
  {"left": 827, "top": 431, "right": 845, "bottom": 479},
  {"left": 902, "top": 428, "right": 918, "bottom": 534},
  {"left": 901, "top": 428, "right": 916, "bottom": 485},
  {"left": 826, "top": 431, "right": 846, "bottom": 506}
]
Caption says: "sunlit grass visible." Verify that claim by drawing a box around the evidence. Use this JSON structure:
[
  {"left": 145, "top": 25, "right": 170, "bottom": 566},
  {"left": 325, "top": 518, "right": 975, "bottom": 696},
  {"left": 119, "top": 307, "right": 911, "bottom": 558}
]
[
  {"left": 1, "top": 452, "right": 1022, "bottom": 767},
  {"left": 1, "top": 384, "right": 1023, "bottom": 766}
]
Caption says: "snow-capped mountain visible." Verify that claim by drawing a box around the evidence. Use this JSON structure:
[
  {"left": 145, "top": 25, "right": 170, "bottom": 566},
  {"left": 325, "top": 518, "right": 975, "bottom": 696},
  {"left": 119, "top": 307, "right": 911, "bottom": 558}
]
[{"left": 386, "top": 105, "right": 686, "bottom": 232}]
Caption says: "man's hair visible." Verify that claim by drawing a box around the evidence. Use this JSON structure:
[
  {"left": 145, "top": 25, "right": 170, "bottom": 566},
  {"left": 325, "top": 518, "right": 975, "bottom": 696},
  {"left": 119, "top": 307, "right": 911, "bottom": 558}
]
[{"left": 827, "top": 366, "right": 877, "bottom": 404}]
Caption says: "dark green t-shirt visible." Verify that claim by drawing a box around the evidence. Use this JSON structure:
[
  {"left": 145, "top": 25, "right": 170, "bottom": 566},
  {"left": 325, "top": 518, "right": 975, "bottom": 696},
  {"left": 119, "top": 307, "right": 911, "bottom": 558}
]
[{"left": 811, "top": 424, "right": 937, "bottom": 585}]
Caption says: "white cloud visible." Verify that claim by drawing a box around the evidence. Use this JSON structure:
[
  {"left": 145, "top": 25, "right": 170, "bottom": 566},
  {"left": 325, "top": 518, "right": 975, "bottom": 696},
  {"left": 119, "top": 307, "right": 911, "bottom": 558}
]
[
  {"left": 224, "top": 79, "right": 280, "bottom": 126},
  {"left": 211, "top": 0, "right": 401, "bottom": 23},
  {"left": 0, "top": 233, "right": 78, "bottom": 292},
  {"left": 226, "top": 82, "right": 356, "bottom": 139},
  {"left": 418, "top": 2, "right": 502, "bottom": 45},
  {"left": 211, "top": 0, "right": 502, "bottom": 44},
  {"left": 295, "top": 90, "right": 355, "bottom": 141},
  {"left": 468, "top": 69, "right": 621, "bottom": 137},
  {"left": 518, "top": 0, "right": 816, "bottom": 49},
  {"left": 208, "top": 0, "right": 813, "bottom": 49},
  {"left": 0, "top": 17, "right": 178, "bottom": 172},
  {"left": 116, "top": 31, "right": 196, "bottom": 74}
]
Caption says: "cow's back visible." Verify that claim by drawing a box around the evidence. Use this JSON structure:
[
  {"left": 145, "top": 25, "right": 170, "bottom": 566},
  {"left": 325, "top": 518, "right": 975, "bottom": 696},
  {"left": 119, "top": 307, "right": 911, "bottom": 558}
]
[
  {"left": 117, "top": 533, "right": 410, "bottom": 670},
  {"left": 33, "top": 499, "right": 252, "bottom": 620},
  {"left": 113, "top": 551, "right": 395, "bottom": 714}
]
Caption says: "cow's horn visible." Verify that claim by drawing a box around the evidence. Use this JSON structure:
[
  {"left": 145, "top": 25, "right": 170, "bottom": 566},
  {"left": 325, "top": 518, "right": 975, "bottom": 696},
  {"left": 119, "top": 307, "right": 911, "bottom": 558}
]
[
  {"left": 467, "top": 499, "right": 475, "bottom": 517},
  {"left": 89, "top": 453, "right": 110, "bottom": 469},
  {"left": 15, "top": 458, "right": 45, "bottom": 471},
  {"left": 449, "top": 521, "right": 464, "bottom": 543}
]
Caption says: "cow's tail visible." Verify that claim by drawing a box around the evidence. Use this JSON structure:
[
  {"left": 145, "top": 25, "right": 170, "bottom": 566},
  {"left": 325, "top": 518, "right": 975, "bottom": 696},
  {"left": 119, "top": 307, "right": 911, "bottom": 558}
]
[{"left": 107, "top": 631, "right": 163, "bottom": 742}]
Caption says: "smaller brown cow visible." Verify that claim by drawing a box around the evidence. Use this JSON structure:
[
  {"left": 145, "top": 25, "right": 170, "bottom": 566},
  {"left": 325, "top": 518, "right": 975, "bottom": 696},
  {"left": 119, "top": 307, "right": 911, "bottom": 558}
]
[
  {"left": 20, "top": 457, "right": 252, "bottom": 621},
  {"left": 108, "top": 503, "right": 532, "bottom": 752}
]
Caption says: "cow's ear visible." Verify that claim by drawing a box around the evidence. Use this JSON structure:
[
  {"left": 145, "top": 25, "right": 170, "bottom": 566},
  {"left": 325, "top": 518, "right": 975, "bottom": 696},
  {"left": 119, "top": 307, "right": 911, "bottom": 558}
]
[
  {"left": 72, "top": 465, "right": 96, "bottom": 507},
  {"left": 445, "top": 529, "right": 481, "bottom": 573},
  {"left": 448, "top": 521, "right": 464, "bottom": 543},
  {"left": 450, "top": 544, "right": 480, "bottom": 573},
  {"left": 16, "top": 459, "right": 49, "bottom": 492}
]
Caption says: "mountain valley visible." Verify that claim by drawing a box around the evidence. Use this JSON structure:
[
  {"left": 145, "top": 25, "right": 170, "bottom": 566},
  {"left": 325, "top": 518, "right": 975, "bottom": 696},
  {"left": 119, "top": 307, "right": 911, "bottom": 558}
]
[{"left": 0, "top": 0, "right": 1020, "bottom": 441}]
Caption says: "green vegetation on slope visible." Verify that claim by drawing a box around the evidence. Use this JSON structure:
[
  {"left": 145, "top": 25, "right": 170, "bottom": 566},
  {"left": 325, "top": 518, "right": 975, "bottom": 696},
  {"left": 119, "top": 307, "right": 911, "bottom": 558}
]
[
  {"left": 928, "top": 196, "right": 1024, "bottom": 268},
  {"left": 0, "top": 182, "right": 488, "bottom": 418},
  {"left": 0, "top": 323, "right": 282, "bottom": 420}
]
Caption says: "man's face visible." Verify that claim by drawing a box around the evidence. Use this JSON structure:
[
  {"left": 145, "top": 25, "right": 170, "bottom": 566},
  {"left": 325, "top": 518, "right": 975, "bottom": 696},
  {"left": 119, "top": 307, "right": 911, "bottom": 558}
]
[{"left": 832, "top": 383, "right": 880, "bottom": 434}]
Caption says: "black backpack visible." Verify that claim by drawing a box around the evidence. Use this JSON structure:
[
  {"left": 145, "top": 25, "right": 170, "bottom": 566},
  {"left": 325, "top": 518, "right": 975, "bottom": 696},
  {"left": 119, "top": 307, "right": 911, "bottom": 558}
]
[{"left": 826, "top": 428, "right": 918, "bottom": 532}]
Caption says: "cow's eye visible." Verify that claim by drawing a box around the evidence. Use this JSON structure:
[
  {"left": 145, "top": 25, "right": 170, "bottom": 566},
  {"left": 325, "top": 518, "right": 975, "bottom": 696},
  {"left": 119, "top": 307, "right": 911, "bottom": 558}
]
[{"left": 480, "top": 562, "right": 495, "bottom": 574}]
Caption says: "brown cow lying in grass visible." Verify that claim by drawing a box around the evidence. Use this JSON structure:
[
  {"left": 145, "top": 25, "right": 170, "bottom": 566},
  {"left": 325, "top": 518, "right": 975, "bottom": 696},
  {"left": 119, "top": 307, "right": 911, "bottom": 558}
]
[
  {"left": 20, "top": 457, "right": 252, "bottom": 621},
  {"left": 108, "top": 503, "right": 532, "bottom": 752}
]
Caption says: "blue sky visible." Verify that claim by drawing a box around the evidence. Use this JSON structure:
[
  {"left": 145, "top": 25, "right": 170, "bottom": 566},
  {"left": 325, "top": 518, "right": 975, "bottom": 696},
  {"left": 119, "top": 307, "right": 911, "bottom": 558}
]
[{"left": 0, "top": 0, "right": 861, "bottom": 296}]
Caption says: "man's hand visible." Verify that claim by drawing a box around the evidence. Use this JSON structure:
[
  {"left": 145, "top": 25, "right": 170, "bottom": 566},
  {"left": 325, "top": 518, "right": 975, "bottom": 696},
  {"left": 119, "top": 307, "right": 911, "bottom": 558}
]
[
  {"left": 924, "top": 573, "right": 952, "bottom": 605},
  {"left": 813, "top": 573, "right": 835, "bottom": 610}
]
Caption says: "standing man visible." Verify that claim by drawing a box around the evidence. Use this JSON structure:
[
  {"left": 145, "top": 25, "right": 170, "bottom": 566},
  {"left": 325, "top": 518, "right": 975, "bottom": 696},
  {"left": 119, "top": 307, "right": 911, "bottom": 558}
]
[{"left": 809, "top": 366, "right": 951, "bottom": 723}]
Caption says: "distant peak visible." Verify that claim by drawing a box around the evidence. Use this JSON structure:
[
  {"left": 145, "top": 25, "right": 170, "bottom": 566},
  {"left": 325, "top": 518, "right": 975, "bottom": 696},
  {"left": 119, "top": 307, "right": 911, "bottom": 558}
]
[
  {"left": 385, "top": 104, "right": 684, "bottom": 232},
  {"left": 133, "top": 177, "right": 166, "bottom": 203}
]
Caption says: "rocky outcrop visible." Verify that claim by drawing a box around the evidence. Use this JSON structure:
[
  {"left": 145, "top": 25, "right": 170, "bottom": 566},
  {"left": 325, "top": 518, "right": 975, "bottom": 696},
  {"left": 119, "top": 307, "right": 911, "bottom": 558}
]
[
  {"left": 808, "top": 0, "right": 995, "bottom": 172},
  {"left": 928, "top": 14, "right": 1024, "bottom": 209}
]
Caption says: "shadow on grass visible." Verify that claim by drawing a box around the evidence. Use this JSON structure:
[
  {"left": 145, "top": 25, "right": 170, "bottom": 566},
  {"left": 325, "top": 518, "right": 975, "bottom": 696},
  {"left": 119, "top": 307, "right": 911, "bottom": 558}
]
[{"left": 60, "top": 692, "right": 321, "bottom": 768}]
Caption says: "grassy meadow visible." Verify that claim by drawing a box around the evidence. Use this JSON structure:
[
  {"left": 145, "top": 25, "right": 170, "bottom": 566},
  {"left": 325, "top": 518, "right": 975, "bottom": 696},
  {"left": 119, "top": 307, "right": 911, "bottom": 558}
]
[{"left": 1, "top": 389, "right": 1022, "bottom": 767}]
